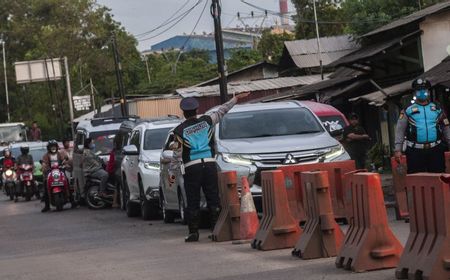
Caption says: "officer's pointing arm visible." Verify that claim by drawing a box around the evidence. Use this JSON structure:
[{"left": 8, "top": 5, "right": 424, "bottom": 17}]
[
  {"left": 208, "top": 92, "right": 250, "bottom": 125},
  {"left": 394, "top": 111, "right": 408, "bottom": 152}
]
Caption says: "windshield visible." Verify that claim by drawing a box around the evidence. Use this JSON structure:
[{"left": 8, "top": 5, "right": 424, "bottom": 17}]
[
  {"left": 0, "top": 125, "right": 26, "bottom": 143},
  {"left": 89, "top": 131, "right": 117, "bottom": 155},
  {"left": 220, "top": 108, "right": 323, "bottom": 140},
  {"left": 11, "top": 146, "right": 46, "bottom": 162},
  {"left": 144, "top": 127, "right": 173, "bottom": 150}
]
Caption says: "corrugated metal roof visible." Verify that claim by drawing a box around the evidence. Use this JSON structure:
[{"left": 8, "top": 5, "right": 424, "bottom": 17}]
[
  {"left": 349, "top": 80, "right": 413, "bottom": 106},
  {"left": 176, "top": 75, "right": 326, "bottom": 98},
  {"left": 284, "top": 35, "right": 359, "bottom": 68},
  {"left": 364, "top": 1, "right": 450, "bottom": 37},
  {"left": 349, "top": 56, "right": 450, "bottom": 106},
  {"left": 329, "top": 30, "right": 422, "bottom": 67}
]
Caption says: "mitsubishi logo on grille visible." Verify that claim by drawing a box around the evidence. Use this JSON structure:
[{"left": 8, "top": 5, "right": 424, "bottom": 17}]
[{"left": 284, "top": 154, "right": 297, "bottom": 165}]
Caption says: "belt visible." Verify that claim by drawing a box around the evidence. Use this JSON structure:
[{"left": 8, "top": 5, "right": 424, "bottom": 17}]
[
  {"left": 406, "top": 140, "right": 441, "bottom": 149},
  {"left": 184, "top": 158, "right": 216, "bottom": 168}
]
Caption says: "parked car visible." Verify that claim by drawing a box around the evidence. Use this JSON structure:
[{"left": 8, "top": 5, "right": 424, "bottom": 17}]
[
  {"left": 73, "top": 116, "right": 140, "bottom": 202},
  {"left": 121, "top": 117, "right": 181, "bottom": 220},
  {"left": 159, "top": 130, "right": 208, "bottom": 224},
  {"left": 211, "top": 101, "right": 350, "bottom": 210},
  {"left": 301, "top": 101, "right": 349, "bottom": 140}
]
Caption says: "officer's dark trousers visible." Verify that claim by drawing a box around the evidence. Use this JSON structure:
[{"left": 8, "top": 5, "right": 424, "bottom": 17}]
[
  {"left": 405, "top": 144, "right": 446, "bottom": 174},
  {"left": 184, "top": 162, "right": 220, "bottom": 214}
]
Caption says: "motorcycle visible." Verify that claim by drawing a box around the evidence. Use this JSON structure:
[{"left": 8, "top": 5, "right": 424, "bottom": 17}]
[
  {"left": 85, "top": 175, "right": 116, "bottom": 210},
  {"left": 18, "top": 164, "right": 39, "bottom": 201},
  {"left": 2, "top": 166, "right": 17, "bottom": 201},
  {"left": 46, "top": 162, "right": 73, "bottom": 211}
]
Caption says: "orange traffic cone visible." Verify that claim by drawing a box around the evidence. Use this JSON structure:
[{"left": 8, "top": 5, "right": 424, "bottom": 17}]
[{"left": 240, "top": 176, "right": 259, "bottom": 241}]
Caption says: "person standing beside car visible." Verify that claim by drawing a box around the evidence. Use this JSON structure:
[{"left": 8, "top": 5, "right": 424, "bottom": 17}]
[
  {"left": 343, "top": 113, "right": 371, "bottom": 169},
  {"left": 173, "top": 92, "right": 250, "bottom": 242}
]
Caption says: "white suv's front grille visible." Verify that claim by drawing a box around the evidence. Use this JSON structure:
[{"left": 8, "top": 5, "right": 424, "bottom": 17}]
[{"left": 243, "top": 150, "right": 328, "bottom": 167}]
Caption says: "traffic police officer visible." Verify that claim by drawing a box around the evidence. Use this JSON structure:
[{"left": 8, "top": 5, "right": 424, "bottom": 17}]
[
  {"left": 394, "top": 78, "right": 450, "bottom": 173},
  {"left": 173, "top": 92, "right": 249, "bottom": 242}
]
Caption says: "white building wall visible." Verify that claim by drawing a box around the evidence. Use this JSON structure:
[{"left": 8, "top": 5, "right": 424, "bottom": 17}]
[{"left": 420, "top": 10, "right": 450, "bottom": 71}]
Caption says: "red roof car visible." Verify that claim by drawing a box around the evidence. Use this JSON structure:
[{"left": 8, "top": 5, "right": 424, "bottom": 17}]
[{"left": 301, "top": 101, "right": 349, "bottom": 136}]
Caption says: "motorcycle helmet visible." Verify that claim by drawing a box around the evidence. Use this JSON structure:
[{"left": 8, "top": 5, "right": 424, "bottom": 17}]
[
  {"left": 3, "top": 148, "right": 11, "bottom": 158},
  {"left": 20, "top": 145, "right": 29, "bottom": 155},
  {"left": 47, "top": 140, "right": 59, "bottom": 154}
]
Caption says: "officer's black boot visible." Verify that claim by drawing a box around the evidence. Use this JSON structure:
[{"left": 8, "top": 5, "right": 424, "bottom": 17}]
[
  {"left": 209, "top": 207, "right": 220, "bottom": 232},
  {"left": 185, "top": 210, "right": 200, "bottom": 242}
]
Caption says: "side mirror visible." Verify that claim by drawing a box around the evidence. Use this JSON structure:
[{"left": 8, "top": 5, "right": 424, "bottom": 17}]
[
  {"left": 162, "top": 150, "right": 174, "bottom": 159},
  {"left": 123, "top": 145, "right": 139, "bottom": 156}
]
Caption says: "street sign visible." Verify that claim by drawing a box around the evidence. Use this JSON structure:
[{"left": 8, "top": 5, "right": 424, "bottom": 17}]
[
  {"left": 73, "top": 95, "right": 91, "bottom": 111},
  {"left": 14, "top": 58, "right": 62, "bottom": 84}
]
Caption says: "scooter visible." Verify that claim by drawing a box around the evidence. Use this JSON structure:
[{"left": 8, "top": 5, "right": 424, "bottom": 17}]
[
  {"left": 46, "top": 162, "right": 73, "bottom": 211},
  {"left": 2, "top": 166, "right": 17, "bottom": 201},
  {"left": 18, "top": 164, "right": 39, "bottom": 201},
  {"left": 85, "top": 175, "right": 116, "bottom": 210}
]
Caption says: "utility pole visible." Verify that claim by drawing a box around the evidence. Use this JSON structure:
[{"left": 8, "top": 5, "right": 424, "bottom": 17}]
[
  {"left": 143, "top": 56, "right": 151, "bottom": 84},
  {"left": 312, "top": 0, "right": 324, "bottom": 81},
  {"left": 2, "top": 41, "right": 10, "bottom": 122},
  {"left": 211, "top": 0, "right": 228, "bottom": 104},
  {"left": 63, "top": 56, "right": 75, "bottom": 140},
  {"left": 90, "top": 78, "right": 97, "bottom": 115},
  {"left": 111, "top": 34, "right": 128, "bottom": 117}
]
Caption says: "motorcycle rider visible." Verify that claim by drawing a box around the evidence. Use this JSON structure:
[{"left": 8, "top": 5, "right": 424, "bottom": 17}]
[
  {"left": 41, "top": 140, "right": 74, "bottom": 212},
  {"left": 0, "top": 148, "right": 16, "bottom": 192},
  {"left": 83, "top": 138, "right": 109, "bottom": 197},
  {"left": 16, "top": 145, "right": 35, "bottom": 200}
]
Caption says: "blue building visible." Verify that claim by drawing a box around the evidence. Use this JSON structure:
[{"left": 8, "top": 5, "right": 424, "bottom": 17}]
[{"left": 150, "top": 30, "right": 258, "bottom": 62}]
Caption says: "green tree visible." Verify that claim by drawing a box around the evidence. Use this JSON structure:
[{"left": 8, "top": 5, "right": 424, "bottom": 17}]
[
  {"left": 341, "top": 0, "right": 446, "bottom": 36},
  {"left": 292, "top": 0, "right": 346, "bottom": 39},
  {"left": 226, "top": 49, "right": 263, "bottom": 72},
  {"left": 257, "top": 30, "right": 295, "bottom": 63},
  {"left": 0, "top": 0, "right": 142, "bottom": 138}
]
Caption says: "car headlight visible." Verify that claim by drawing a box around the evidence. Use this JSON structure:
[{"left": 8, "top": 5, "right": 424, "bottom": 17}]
[
  {"left": 221, "top": 153, "right": 253, "bottom": 166},
  {"left": 144, "top": 161, "right": 160, "bottom": 170},
  {"left": 324, "top": 145, "right": 345, "bottom": 160}
]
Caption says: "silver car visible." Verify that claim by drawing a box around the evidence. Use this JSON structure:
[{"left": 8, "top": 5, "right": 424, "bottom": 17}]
[{"left": 212, "top": 101, "right": 350, "bottom": 210}]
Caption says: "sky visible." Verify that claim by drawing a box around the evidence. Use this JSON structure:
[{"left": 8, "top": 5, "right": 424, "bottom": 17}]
[{"left": 96, "top": 0, "right": 295, "bottom": 51}]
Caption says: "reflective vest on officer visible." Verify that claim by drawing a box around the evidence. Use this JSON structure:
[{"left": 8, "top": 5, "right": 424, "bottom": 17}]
[{"left": 404, "top": 102, "right": 444, "bottom": 143}]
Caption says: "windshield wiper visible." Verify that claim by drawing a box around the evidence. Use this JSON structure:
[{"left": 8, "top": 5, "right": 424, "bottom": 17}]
[{"left": 293, "top": 130, "right": 322, "bottom": 134}]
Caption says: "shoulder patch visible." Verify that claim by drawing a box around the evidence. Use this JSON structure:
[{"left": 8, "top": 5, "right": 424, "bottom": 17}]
[
  {"left": 431, "top": 106, "right": 437, "bottom": 111},
  {"left": 399, "top": 112, "right": 405, "bottom": 120}
]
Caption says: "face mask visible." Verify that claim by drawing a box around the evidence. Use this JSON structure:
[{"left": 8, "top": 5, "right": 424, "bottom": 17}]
[
  {"left": 415, "top": 89, "right": 429, "bottom": 101},
  {"left": 50, "top": 148, "right": 57, "bottom": 153},
  {"left": 89, "top": 143, "right": 96, "bottom": 150}
]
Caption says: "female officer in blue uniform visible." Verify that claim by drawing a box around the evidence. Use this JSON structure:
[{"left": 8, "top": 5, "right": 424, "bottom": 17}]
[
  {"left": 394, "top": 78, "right": 450, "bottom": 173},
  {"left": 173, "top": 92, "right": 249, "bottom": 242}
]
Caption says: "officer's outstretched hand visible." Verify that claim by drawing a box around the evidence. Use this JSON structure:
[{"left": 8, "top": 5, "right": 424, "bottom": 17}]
[
  {"left": 235, "top": 92, "right": 250, "bottom": 100},
  {"left": 394, "top": 151, "right": 402, "bottom": 163}
]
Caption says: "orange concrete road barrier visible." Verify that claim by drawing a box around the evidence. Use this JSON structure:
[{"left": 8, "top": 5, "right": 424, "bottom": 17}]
[
  {"left": 279, "top": 160, "right": 356, "bottom": 223},
  {"left": 391, "top": 156, "right": 409, "bottom": 220},
  {"left": 395, "top": 173, "right": 450, "bottom": 280},
  {"left": 292, "top": 171, "right": 344, "bottom": 259},
  {"left": 336, "top": 172, "right": 403, "bottom": 272},
  {"left": 239, "top": 176, "right": 259, "bottom": 241},
  {"left": 251, "top": 170, "right": 302, "bottom": 251},
  {"left": 211, "top": 171, "right": 240, "bottom": 242}
]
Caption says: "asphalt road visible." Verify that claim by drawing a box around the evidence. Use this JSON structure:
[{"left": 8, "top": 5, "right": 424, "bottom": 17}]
[{"left": 0, "top": 193, "right": 410, "bottom": 280}]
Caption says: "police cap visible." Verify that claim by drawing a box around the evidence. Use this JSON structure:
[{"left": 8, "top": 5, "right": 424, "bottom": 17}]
[
  {"left": 412, "top": 78, "right": 431, "bottom": 90},
  {"left": 180, "top": 97, "right": 199, "bottom": 111}
]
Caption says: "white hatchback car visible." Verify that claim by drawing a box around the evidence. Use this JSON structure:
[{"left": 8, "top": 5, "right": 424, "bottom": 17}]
[{"left": 121, "top": 118, "right": 181, "bottom": 220}]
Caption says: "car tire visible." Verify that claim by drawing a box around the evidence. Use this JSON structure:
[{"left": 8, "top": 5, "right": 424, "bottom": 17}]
[
  {"left": 126, "top": 200, "right": 140, "bottom": 217},
  {"left": 139, "top": 178, "right": 159, "bottom": 220},
  {"left": 121, "top": 176, "right": 129, "bottom": 211},
  {"left": 178, "top": 189, "right": 187, "bottom": 225},
  {"left": 160, "top": 188, "right": 175, "bottom": 223}
]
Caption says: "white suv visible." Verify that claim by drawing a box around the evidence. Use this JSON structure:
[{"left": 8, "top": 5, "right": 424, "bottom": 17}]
[{"left": 121, "top": 118, "right": 181, "bottom": 220}]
